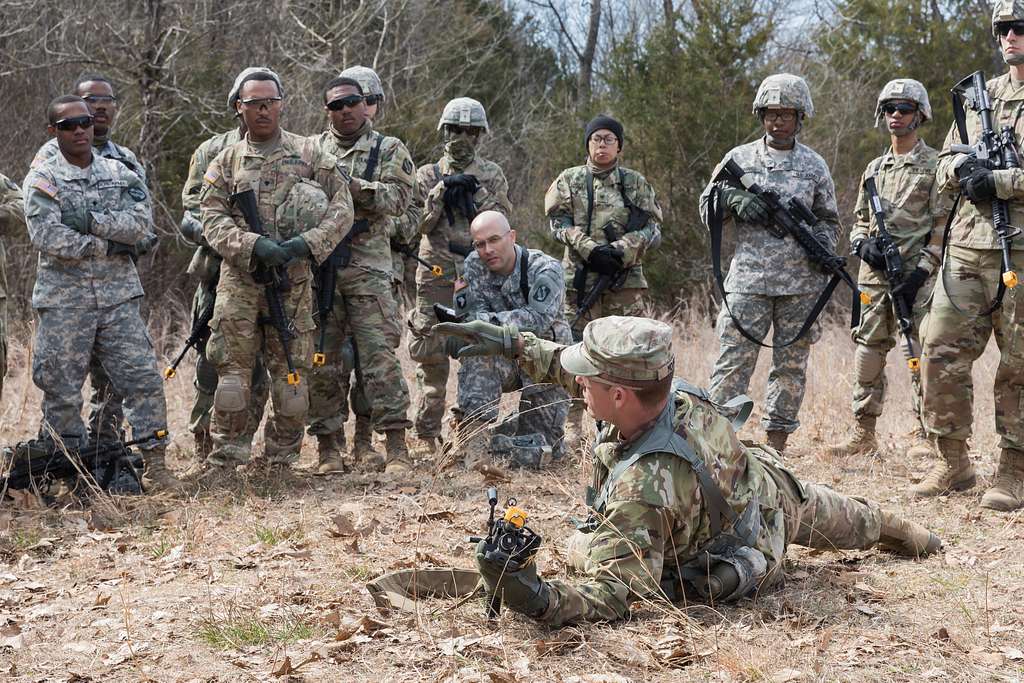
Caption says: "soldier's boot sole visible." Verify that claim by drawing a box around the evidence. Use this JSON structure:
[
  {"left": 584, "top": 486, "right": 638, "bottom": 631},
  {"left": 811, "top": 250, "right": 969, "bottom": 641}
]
[
  {"left": 909, "top": 463, "right": 977, "bottom": 498},
  {"left": 878, "top": 510, "right": 942, "bottom": 557}
]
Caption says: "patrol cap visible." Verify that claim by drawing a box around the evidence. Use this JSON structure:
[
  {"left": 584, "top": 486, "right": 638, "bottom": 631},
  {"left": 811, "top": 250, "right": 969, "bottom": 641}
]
[
  {"left": 560, "top": 316, "right": 675, "bottom": 387},
  {"left": 993, "top": 0, "right": 1024, "bottom": 35},
  {"left": 227, "top": 67, "right": 284, "bottom": 109},
  {"left": 339, "top": 65, "right": 384, "bottom": 100},
  {"left": 752, "top": 73, "right": 814, "bottom": 118}
]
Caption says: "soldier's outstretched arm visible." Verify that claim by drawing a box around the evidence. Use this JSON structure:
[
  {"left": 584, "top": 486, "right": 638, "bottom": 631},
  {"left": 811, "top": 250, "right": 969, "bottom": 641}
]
[
  {"left": 22, "top": 171, "right": 108, "bottom": 259},
  {"left": 86, "top": 169, "right": 154, "bottom": 246}
]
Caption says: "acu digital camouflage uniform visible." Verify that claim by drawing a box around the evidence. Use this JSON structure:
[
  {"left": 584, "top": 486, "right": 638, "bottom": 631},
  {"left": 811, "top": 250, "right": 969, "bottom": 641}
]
[
  {"left": 305, "top": 122, "right": 414, "bottom": 462},
  {"left": 409, "top": 126, "right": 512, "bottom": 445},
  {"left": 22, "top": 151, "right": 168, "bottom": 453},
  {"left": 0, "top": 174, "right": 24, "bottom": 400},
  {"left": 452, "top": 245, "right": 571, "bottom": 465},
  {"left": 200, "top": 130, "right": 353, "bottom": 465},
  {"left": 34, "top": 135, "right": 152, "bottom": 440},
  {"left": 921, "top": 57, "right": 1024, "bottom": 507},
  {"left": 543, "top": 163, "right": 663, "bottom": 335},
  {"left": 179, "top": 127, "right": 269, "bottom": 458},
  {"left": 699, "top": 75, "right": 839, "bottom": 440},
  {"left": 492, "top": 317, "right": 938, "bottom": 626}
]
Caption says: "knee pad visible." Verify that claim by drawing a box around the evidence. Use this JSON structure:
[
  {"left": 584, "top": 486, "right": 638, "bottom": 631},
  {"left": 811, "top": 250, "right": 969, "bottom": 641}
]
[
  {"left": 275, "top": 381, "right": 309, "bottom": 418},
  {"left": 214, "top": 374, "right": 249, "bottom": 413}
]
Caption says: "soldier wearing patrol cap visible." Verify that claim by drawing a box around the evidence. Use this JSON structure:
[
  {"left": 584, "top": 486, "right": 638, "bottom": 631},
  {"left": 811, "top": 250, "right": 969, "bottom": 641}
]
[
  {"left": 432, "top": 315, "right": 941, "bottom": 626},
  {"left": 407, "top": 97, "right": 512, "bottom": 461},
  {"left": 828, "top": 79, "right": 949, "bottom": 460},
  {"left": 916, "top": 0, "right": 1024, "bottom": 510},
  {"left": 699, "top": 73, "right": 840, "bottom": 453}
]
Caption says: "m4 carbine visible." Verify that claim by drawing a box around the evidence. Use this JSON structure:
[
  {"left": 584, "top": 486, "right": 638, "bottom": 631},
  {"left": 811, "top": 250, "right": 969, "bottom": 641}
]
[
  {"left": 312, "top": 218, "right": 370, "bottom": 366},
  {"left": 164, "top": 278, "right": 217, "bottom": 380}
]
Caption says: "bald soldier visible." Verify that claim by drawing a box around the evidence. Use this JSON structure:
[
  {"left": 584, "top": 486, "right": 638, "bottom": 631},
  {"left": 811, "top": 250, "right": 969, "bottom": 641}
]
[
  {"left": 447, "top": 211, "right": 571, "bottom": 467},
  {"left": 434, "top": 316, "right": 941, "bottom": 626}
]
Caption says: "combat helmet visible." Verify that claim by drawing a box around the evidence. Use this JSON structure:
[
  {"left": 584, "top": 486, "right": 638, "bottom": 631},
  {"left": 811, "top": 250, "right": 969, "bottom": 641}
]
[
  {"left": 227, "top": 67, "right": 284, "bottom": 110},
  {"left": 275, "top": 178, "right": 329, "bottom": 236},
  {"left": 339, "top": 65, "right": 384, "bottom": 103},
  {"left": 992, "top": 0, "right": 1024, "bottom": 36},
  {"left": 438, "top": 97, "right": 489, "bottom": 132},
  {"left": 752, "top": 74, "right": 814, "bottom": 118},
  {"left": 874, "top": 79, "right": 931, "bottom": 126}
]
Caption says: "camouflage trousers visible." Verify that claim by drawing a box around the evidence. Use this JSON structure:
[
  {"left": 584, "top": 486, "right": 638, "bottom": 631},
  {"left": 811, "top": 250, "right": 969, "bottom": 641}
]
[
  {"left": 186, "top": 284, "right": 269, "bottom": 453},
  {"left": 308, "top": 272, "right": 410, "bottom": 437},
  {"left": 921, "top": 245, "right": 1024, "bottom": 450},
  {"left": 409, "top": 274, "right": 455, "bottom": 439},
  {"left": 709, "top": 292, "right": 822, "bottom": 433},
  {"left": 32, "top": 300, "right": 167, "bottom": 447},
  {"left": 452, "top": 355, "right": 570, "bottom": 458},
  {"left": 0, "top": 298, "right": 6, "bottom": 400},
  {"left": 849, "top": 280, "right": 933, "bottom": 426}
]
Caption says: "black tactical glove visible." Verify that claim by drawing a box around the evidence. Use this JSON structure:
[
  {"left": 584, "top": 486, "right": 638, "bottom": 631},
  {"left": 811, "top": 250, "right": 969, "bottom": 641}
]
[
  {"left": 279, "top": 236, "right": 311, "bottom": 261},
  {"left": 442, "top": 174, "right": 480, "bottom": 224},
  {"left": 855, "top": 237, "right": 886, "bottom": 270},
  {"left": 586, "top": 244, "right": 625, "bottom": 276},
  {"left": 136, "top": 233, "right": 158, "bottom": 256},
  {"left": 252, "top": 237, "right": 290, "bottom": 268},
  {"left": 954, "top": 155, "right": 994, "bottom": 180},
  {"left": 962, "top": 168, "right": 997, "bottom": 203},
  {"left": 442, "top": 173, "right": 480, "bottom": 193},
  {"left": 179, "top": 212, "right": 204, "bottom": 244},
  {"left": 432, "top": 320, "right": 519, "bottom": 359},
  {"left": 106, "top": 241, "right": 138, "bottom": 258},
  {"left": 475, "top": 539, "right": 550, "bottom": 619},
  {"left": 892, "top": 266, "right": 930, "bottom": 307},
  {"left": 721, "top": 186, "right": 770, "bottom": 224}
]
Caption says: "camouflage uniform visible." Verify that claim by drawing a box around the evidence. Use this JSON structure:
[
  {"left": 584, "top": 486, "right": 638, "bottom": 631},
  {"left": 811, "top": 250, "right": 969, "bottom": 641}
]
[
  {"left": 408, "top": 153, "right": 512, "bottom": 441},
  {"left": 22, "top": 151, "right": 167, "bottom": 451},
  {"left": 0, "top": 174, "right": 24, "bottom": 400},
  {"left": 700, "top": 133, "right": 839, "bottom": 437},
  {"left": 305, "top": 123, "right": 414, "bottom": 450},
  {"left": 33, "top": 136, "right": 151, "bottom": 440},
  {"left": 543, "top": 163, "right": 663, "bottom": 336},
  {"left": 488, "top": 317, "right": 938, "bottom": 626},
  {"left": 200, "top": 130, "right": 353, "bottom": 465},
  {"left": 179, "top": 127, "right": 268, "bottom": 457},
  {"left": 453, "top": 245, "right": 571, "bottom": 463},
  {"left": 920, "top": 66, "right": 1024, "bottom": 507}
]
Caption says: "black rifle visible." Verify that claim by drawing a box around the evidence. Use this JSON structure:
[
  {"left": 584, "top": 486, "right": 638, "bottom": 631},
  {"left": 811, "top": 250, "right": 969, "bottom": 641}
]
[
  {"left": 949, "top": 70, "right": 1021, "bottom": 312},
  {"left": 863, "top": 176, "right": 920, "bottom": 373},
  {"left": 390, "top": 238, "right": 443, "bottom": 276},
  {"left": 164, "top": 278, "right": 217, "bottom": 380},
  {"left": 2, "top": 430, "right": 167, "bottom": 494},
  {"left": 313, "top": 218, "right": 370, "bottom": 366},
  {"left": 467, "top": 487, "right": 542, "bottom": 620},
  {"left": 231, "top": 189, "right": 300, "bottom": 385}
]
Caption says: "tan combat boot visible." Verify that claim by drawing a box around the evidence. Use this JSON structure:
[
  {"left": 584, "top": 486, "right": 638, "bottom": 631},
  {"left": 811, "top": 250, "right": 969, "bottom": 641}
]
[
  {"left": 827, "top": 416, "right": 878, "bottom": 457},
  {"left": 351, "top": 418, "right": 385, "bottom": 471},
  {"left": 878, "top": 509, "right": 942, "bottom": 557},
  {"left": 906, "top": 427, "right": 933, "bottom": 459},
  {"left": 142, "top": 447, "right": 184, "bottom": 492},
  {"left": 980, "top": 448, "right": 1024, "bottom": 511},
  {"left": 910, "top": 437, "right": 976, "bottom": 497},
  {"left": 383, "top": 429, "right": 412, "bottom": 474},
  {"left": 766, "top": 430, "right": 789, "bottom": 453},
  {"left": 408, "top": 435, "right": 438, "bottom": 459},
  {"left": 316, "top": 433, "right": 346, "bottom": 475},
  {"left": 192, "top": 428, "right": 212, "bottom": 461}
]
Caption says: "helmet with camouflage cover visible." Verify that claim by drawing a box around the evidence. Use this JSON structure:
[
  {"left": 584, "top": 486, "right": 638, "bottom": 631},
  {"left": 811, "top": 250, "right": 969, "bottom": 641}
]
[
  {"left": 992, "top": 0, "right": 1024, "bottom": 36},
  {"left": 339, "top": 65, "right": 384, "bottom": 103},
  {"left": 275, "top": 178, "right": 329, "bottom": 236},
  {"left": 874, "top": 78, "right": 931, "bottom": 126},
  {"left": 438, "top": 97, "right": 489, "bottom": 133},
  {"left": 227, "top": 67, "right": 284, "bottom": 110},
  {"left": 752, "top": 74, "right": 814, "bottom": 118}
]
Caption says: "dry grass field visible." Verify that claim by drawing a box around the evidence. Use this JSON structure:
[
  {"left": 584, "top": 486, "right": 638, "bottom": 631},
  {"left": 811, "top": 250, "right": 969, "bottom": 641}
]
[{"left": 1, "top": 308, "right": 1022, "bottom": 683}]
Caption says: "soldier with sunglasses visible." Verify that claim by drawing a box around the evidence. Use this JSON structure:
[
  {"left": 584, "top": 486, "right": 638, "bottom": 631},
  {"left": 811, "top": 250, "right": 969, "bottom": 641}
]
[
  {"left": 22, "top": 95, "right": 180, "bottom": 490},
  {"left": 829, "top": 80, "right": 947, "bottom": 461}
]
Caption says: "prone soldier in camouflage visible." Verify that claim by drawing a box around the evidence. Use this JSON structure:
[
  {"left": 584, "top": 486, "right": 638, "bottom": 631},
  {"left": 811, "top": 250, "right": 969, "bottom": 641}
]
[
  {"left": 915, "top": 2, "right": 1024, "bottom": 510},
  {"left": 23, "top": 95, "right": 180, "bottom": 490},
  {"left": 407, "top": 97, "right": 512, "bottom": 459},
  {"left": 177, "top": 68, "right": 273, "bottom": 460},
  {"left": 544, "top": 114, "right": 663, "bottom": 457},
  {"left": 434, "top": 315, "right": 940, "bottom": 626},
  {"left": 699, "top": 74, "right": 840, "bottom": 452},
  {"left": 829, "top": 79, "right": 947, "bottom": 460},
  {"left": 32, "top": 74, "right": 156, "bottom": 442},
  {"left": 0, "top": 173, "right": 25, "bottom": 401},
  {"left": 199, "top": 70, "right": 353, "bottom": 470},
  {"left": 448, "top": 211, "right": 571, "bottom": 468},
  {"left": 305, "top": 75, "right": 415, "bottom": 474}
]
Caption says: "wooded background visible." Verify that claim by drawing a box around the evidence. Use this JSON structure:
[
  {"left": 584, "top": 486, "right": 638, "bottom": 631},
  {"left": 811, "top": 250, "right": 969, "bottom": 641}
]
[{"left": 0, "top": 0, "right": 1006, "bottom": 331}]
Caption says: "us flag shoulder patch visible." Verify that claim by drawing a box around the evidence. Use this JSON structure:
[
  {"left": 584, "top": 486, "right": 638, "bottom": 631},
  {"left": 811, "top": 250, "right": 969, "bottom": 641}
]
[{"left": 33, "top": 178, "right": 58, "bottom": 198}]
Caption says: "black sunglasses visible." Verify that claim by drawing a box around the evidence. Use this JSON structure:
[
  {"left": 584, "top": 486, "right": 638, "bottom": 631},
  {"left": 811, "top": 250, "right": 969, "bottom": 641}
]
[
  {"left": 881, "top": 102, "right": 918, "bottom": 116},
  {"left": 996, "top": 21, "right": 1024, "bottom": 37},
  {"left": 54, "top": 115, "right": 94, "bottom": 131},
  {"left": 326, "top": 94, "right": 365, "bottom": 111}
]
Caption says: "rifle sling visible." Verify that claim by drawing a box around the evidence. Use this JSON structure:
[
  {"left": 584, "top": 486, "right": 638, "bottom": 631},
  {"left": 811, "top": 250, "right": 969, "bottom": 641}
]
[
  {"left": 518, "top": 246, "right": 530, "bottom": 303},
  {"left": 709, "top": 186, "right": 840, "bottom": 349}
]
